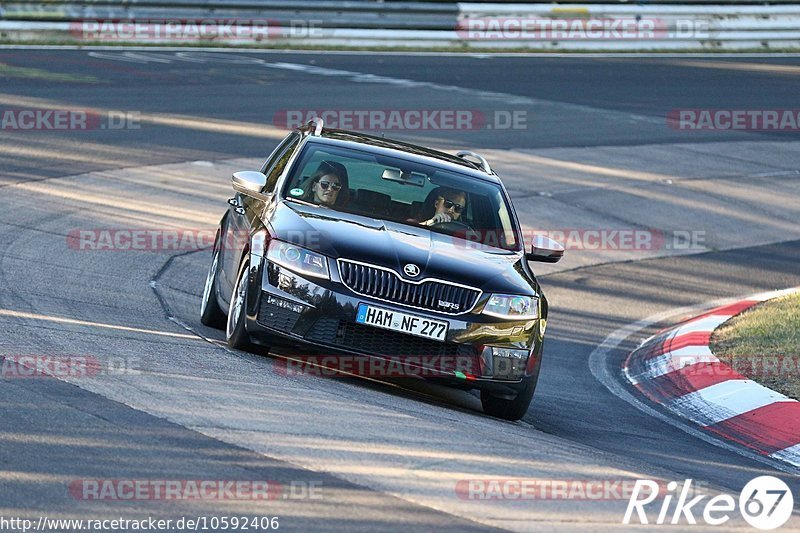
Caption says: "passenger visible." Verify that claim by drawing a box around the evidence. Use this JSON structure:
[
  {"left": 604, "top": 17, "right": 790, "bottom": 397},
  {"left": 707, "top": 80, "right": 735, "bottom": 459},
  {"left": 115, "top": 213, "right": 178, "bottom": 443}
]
[
  {"left": 420, "top": 187, "right": 466, "bottom": 226},
  {"left": 301, "top": 161, "right": 350, "bottom": 207}
]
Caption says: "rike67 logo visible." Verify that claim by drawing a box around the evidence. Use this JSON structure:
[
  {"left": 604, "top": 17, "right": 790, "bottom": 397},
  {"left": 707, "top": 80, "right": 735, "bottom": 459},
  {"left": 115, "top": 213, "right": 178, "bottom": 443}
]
[{"left": 624, "top": 477, "right": 794, "bottom": 530}]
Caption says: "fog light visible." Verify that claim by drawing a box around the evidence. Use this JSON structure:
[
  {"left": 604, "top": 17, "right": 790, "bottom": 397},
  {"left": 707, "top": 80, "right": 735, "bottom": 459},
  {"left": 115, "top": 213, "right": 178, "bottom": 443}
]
[
  {"left": 491, "top": 347, "right": 531, "bottom": 380},
  {"left": 265, "top": 294, "right": 305, "bottom": 314},
  {"left": 493, "top": 347, "right": 529, "bottom": 360}
]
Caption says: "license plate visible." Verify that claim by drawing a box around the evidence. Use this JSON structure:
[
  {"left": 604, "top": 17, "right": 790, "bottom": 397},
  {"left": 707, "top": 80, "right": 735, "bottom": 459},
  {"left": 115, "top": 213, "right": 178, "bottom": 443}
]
[{"left": 356, "top": 303, "right": 448, "bottom": 342}]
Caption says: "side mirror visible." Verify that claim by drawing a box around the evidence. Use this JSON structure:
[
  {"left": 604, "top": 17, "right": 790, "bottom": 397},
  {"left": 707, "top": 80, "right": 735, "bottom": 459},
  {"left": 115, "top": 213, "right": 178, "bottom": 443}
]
[
  {"left": 232, "top": 171, "right": 271, "bottom": 202},
  {"left": 525, "top": 235, "right": 564, "bottom": 263}
]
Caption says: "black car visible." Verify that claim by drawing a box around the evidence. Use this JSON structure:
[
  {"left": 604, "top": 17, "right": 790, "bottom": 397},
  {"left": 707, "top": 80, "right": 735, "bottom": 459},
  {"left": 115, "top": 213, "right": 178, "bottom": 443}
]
[{"left": 200, "top": 119, "right": 563, "bottom": 420}]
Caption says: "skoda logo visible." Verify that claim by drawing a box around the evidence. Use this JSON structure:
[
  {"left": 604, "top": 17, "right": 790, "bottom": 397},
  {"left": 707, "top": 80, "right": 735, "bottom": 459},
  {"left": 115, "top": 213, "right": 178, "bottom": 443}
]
[{"left": 403, "top": 264, "right": 421, "bottom": 277}]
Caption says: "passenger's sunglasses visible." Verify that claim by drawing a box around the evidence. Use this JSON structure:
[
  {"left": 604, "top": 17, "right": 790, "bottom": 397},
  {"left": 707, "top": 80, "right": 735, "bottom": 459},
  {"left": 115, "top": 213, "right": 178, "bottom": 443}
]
[
  {"left": 318, "top": 180, "right": 342, "bottom": 191},
  {"left": 440, "top": 198, "right": 464, "bottom": 213}
]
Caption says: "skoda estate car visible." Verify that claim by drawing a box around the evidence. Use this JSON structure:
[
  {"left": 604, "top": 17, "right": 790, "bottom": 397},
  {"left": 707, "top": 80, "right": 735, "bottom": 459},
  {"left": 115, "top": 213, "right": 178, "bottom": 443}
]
[{"left": 200, "top": 119, "right": 563, "bottom": 420}]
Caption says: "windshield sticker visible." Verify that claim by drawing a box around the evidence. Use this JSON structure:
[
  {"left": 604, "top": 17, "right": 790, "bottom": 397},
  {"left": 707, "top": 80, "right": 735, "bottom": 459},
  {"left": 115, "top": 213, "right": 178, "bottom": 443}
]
[{"left": 289, "top": 188, "right": 304, "bottom": 196}]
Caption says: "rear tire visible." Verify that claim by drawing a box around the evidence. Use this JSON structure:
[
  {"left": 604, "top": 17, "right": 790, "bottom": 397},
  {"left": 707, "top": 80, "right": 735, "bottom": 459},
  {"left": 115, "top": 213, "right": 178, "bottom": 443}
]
[
  {"left": 226, "top": 259, "right": 255, "bottom": 351},
  {"left": 200, "top": 244, "right": 226, "bottom": 329},
  {"left": 480, "top": 378, "right": 536, "bottom": 421}
]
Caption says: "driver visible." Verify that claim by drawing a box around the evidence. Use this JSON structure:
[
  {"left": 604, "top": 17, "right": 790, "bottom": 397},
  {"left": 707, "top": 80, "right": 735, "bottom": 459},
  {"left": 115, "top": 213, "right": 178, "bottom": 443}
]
[
  {"left": 300, "top": 160, "right": 350, "bottom": 207},
  {"left": 421, "top": 187, "right": 466, "bottom": 226}
]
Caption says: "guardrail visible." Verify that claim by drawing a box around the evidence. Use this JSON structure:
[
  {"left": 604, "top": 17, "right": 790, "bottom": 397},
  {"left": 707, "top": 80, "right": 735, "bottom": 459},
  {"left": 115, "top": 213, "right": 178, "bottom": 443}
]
[
  {"left": 0, "top": 1, "right": 459, "bottom": 30},
  {"left": 457, "top": 4, "right": 800, "bottom": 49},
  {"left": 1, "top": 1, "right": 799, "bottom": 50}
]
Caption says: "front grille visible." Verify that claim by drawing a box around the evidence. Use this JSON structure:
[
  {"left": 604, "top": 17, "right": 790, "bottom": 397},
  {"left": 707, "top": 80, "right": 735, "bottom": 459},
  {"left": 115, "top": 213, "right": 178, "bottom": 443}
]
[
  {"left": 306, "top": 318, "right": 478, "bottom": 374},
  {"left": 305, "top": 317, "right": 340, "bottom": 344},
  {"left": 337, "top": 260, "right": 480, "bottom": 315}
]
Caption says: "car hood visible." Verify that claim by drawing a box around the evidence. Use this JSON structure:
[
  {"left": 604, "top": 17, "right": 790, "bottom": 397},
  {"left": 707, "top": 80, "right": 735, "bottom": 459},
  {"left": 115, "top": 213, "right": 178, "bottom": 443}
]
[{"left": 269, "top": 200, "right": 537, "bottom": 295}]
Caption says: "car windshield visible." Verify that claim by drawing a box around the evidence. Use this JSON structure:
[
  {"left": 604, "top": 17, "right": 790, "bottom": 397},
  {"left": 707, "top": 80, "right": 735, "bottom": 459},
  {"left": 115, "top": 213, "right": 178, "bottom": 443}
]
[{"left": 282, "top": 142, "right": 520, "bottom": 251}]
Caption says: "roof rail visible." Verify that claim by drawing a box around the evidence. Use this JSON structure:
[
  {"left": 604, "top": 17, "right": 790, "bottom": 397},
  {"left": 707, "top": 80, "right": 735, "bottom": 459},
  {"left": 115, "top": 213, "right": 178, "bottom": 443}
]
[
  {"left": 300, "top": 117, "right": 324, "bottom": 136},
  {"left": 456, "top": 151, "right": 493, "bottom": 175}
]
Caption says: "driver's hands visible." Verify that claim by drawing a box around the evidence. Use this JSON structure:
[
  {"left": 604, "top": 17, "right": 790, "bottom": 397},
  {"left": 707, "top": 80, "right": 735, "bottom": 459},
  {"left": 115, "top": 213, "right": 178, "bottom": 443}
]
[{"left": 424, "top": 212, "right": 452, "bottom": 226}]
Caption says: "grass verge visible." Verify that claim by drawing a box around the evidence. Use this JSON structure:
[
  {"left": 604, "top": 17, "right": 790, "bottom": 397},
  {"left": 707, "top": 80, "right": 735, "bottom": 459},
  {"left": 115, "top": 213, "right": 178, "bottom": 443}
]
[{"left": 710, "top": 292, "right": 800, "bottom": 400}]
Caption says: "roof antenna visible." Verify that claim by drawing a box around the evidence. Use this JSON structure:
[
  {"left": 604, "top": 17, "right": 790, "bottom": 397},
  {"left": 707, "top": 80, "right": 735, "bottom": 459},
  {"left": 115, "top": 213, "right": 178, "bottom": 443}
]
[{"left": 303, "top": 117, "right": 323, "bottom": 136}]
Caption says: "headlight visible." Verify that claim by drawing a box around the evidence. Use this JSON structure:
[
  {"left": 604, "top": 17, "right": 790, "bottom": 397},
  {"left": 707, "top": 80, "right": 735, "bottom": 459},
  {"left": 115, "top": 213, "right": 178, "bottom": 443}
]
[
  {"left": 266, "top": 240, "right": 330, "bottom": 279},
  {"left": 482, "top": 294, "right": 538, "bottom": 319}
]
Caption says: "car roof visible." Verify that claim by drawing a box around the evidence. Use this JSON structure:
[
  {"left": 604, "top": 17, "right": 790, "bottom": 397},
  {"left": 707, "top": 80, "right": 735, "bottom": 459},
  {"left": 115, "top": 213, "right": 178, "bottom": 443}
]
[{"left": 302, "top": 128, "right": 504, "bottom": 186}]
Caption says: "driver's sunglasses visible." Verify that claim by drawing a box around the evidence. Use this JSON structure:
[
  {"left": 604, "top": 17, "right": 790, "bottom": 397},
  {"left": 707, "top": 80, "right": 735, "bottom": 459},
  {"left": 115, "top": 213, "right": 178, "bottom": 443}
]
[
  {"left": 318, "top": 180, "right": 342, "bottom": 191},
  {"left": 440, "top": 198, "right": 464, "bottom": 213}
]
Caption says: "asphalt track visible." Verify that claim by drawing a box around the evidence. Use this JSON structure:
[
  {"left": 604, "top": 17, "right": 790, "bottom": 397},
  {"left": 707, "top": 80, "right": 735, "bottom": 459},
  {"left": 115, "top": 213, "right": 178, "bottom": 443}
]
[{"left": 1, "top": 49, "right": 800, "bottom": 531}]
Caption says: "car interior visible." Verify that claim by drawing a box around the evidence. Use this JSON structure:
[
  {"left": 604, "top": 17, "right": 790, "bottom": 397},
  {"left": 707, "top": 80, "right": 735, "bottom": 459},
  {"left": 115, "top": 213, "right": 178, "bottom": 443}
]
[{"left": 284, "top": 146, "right": 523, "bottom": 250}]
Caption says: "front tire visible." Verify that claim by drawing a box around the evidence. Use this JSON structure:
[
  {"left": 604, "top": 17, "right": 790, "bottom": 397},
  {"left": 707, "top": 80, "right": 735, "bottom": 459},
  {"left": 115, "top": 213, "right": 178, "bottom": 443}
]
[
  {"left": 200, "top": 244, "right": 226, "bottom": 329},
  {"left": 226, "top": 259, "right": 255, "bottom": 351},
  {"left": 480, "top": 378, "right": 536, "bottom": 421}
]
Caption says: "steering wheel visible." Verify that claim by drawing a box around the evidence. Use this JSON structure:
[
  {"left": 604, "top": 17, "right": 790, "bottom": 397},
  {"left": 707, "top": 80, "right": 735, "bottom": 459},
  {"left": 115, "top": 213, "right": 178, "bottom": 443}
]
[{"left": 431, "top": 220, "right": 472, "bottom": 232}]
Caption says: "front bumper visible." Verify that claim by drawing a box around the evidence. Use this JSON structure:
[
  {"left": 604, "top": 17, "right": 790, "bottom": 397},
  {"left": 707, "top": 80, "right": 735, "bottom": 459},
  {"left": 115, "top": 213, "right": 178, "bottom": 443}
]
[{"left": 244, "top": 260, "right": 545, "bottom": 393}]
